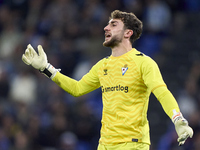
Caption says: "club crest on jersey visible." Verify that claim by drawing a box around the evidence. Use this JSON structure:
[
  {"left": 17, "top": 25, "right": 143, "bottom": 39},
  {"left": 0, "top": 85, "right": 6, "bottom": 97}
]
[{"left": 122, "top": 64, "right": 128, "bottom": 76}]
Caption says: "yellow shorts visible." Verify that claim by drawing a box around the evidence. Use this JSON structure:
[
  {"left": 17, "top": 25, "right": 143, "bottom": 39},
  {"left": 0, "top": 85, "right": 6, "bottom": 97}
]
[{"left": 97, "top": 142, "right": 150, "bottom": 150}]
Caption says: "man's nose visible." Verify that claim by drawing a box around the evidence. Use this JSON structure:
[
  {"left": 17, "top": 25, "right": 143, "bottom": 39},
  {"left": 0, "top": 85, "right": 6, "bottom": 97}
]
[{"left": 104, "top": 25, "right": 110, "bottom": 31}]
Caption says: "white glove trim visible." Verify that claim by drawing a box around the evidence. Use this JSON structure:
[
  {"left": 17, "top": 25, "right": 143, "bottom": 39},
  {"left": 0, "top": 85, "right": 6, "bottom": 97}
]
[{"left": 40, "top": 63, "right": 61, "bottom": 79}]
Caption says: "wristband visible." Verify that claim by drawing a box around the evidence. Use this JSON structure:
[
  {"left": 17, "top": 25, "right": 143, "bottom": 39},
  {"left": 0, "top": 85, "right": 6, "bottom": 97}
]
[
  {"left": 172, "top": 110, "right": 188, "bottom": 125},
  {"left": 40, "top": 63, "right": 60, "bottom": 79}
]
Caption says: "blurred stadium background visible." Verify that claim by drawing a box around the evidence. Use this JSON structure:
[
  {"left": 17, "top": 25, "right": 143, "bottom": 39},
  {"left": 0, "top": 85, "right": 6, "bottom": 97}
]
[{"left": 0, "top": 0, "right": 200, "bottom": 150}]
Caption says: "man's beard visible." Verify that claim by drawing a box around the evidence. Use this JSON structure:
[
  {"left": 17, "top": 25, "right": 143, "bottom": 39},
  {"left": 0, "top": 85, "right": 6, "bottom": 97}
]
[{"left": 103, "top": 34, "right": 123, "bottom": 48}]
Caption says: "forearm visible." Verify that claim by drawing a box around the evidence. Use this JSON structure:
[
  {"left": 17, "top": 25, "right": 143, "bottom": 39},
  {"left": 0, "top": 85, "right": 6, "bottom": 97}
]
[
  {"left": 52, "top": 72, "right": 99, "bottom": 97},
  {"left": 153, "top": 86, "right": 180, "bottom": 119}
]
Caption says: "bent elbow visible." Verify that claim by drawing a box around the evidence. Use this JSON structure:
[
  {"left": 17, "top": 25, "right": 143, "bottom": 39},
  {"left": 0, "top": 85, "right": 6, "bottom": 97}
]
[{"left": 70, "top": 90, "right": 83, "bottom": 97}]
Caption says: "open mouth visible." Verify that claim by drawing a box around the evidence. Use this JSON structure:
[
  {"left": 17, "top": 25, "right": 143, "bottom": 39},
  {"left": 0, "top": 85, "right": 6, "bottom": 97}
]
[{"left": 105, "top": 33, "right": 111, "bottom": 40}]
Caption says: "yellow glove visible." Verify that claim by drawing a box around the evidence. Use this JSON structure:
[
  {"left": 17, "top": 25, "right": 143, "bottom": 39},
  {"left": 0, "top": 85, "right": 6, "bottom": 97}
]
[
  {"left": 172, "top": 112, "right": 193, "bottom": 146},
  {"left": 22, "top": 44, "right": 60, "bottom": 79}
]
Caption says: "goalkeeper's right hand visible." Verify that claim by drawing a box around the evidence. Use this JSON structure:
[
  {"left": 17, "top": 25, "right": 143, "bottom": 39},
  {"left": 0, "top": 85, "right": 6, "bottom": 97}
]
[
  {"left": 22, "top": 44, "right": 47, "bottom": 71},
  {"left": 22, "top": 44, "right": 60, "bottom": 79}
]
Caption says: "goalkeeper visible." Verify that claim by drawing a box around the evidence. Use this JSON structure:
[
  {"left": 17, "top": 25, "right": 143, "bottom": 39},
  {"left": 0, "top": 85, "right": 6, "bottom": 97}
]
[{"left": 22, "top": 10, "right": 193, "bottom": 150}]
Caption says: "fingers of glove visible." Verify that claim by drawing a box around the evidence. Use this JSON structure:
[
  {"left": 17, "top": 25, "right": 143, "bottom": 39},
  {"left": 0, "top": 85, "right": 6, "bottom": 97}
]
[
  {"left": 189, "top": 127, "right": 194, "bottom": 138},
  {"left": 179, "top": 140, "right": 186, "bottom": 146},
  {"left": 179, "top": 126, "right": 194, "bottom": 138},
  {"left": 38, "top": 45, "right": 46, "bottom": 58},
  {"left": 178, "top": 132, "right": 189, "bottom": 141},
  {"left": 22, "top": 54, "right": 31, "bottom": 65},
  {"left": 177, "top": 132, "right": 189, "bottom": 146},
  {"left": 28, "top": 44, "right": 38, "bottom": 57},
  {"left": 24, "top": 48, "right": 34, "bottom": 61}
]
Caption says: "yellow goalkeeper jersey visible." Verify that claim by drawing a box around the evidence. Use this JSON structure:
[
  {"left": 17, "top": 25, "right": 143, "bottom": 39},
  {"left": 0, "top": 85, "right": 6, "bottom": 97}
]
[{"left": 52, "top": 48, "right": 179, "bottom": 145}]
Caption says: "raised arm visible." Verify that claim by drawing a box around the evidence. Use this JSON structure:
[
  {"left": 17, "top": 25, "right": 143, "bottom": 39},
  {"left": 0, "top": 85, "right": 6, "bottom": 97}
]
[{"left": 22, "top": 44, "right": 101, "bottom": 97}]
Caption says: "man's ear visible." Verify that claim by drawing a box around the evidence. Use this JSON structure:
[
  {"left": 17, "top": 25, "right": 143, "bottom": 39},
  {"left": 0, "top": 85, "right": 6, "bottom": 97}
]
[{"left": 124, "top": 29, "right": 133, "bottom": 38}]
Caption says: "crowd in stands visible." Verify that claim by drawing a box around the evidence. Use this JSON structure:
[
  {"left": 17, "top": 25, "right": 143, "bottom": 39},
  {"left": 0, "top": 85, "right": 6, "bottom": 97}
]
[{"left": 0, "top": 0, "right": 200, "bottom": 149}]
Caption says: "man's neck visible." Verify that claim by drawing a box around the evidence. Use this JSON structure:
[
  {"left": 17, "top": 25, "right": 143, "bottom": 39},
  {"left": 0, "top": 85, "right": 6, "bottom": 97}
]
[{"left": 111, "top": 43, "right": 133, "bottom": 57}]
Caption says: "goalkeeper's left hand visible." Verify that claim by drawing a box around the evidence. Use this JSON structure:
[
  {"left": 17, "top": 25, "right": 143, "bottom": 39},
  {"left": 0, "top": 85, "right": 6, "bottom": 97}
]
[
  {"left": 22, "top": 44, "right": 47, "bottom": 71},
  {"left": 172, "top": 112, "right": 193, "bottom": 146}
]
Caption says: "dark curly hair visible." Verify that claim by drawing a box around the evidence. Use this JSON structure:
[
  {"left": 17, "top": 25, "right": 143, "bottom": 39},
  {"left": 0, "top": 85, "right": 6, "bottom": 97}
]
[{"left": 110, "top": 10, "right": 143, "bottom": 43}]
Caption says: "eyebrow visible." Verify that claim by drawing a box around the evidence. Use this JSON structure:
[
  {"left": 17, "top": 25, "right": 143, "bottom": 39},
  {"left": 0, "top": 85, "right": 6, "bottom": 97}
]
[{"left": 108, "top": 20, "right": 118, "bottom": 25}]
